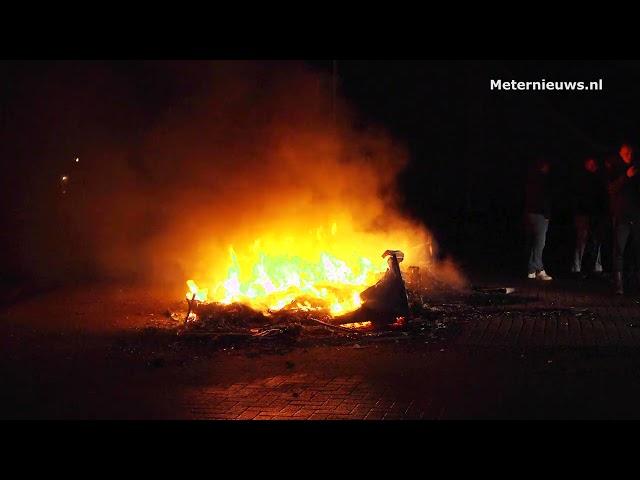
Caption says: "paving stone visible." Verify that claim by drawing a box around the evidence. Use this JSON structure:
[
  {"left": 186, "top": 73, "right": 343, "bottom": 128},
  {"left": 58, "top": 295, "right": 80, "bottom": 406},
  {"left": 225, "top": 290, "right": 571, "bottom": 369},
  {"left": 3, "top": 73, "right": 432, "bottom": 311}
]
[{"left": 142, "top": 279, "right": 640, "bottom": 420}]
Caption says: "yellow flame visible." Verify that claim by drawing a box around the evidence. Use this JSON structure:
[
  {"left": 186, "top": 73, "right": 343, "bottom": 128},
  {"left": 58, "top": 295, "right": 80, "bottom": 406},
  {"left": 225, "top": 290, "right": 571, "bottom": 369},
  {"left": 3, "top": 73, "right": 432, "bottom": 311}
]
[
  {"left": 186, "top": 251, "right": 380, "bottom": 315},
  {"left": 340, "top": 321, "right": 372, "bottom": 330},
  {"left": 185, "top": 221, "right": 430, "bottom": 317},
  {"left": 186, "top": 279, "right": 208, "bottom": 302}
]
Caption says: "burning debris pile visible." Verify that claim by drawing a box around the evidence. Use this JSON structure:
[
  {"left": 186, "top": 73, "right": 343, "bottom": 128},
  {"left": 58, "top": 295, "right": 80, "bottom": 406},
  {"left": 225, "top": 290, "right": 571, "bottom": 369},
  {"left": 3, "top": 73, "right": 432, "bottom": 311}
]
[
  {"left": 132, "top": 63, "right": 468, "bottom": 350},
  {"left": 164, "top": 249, "right": 461, "bottom": 349}
]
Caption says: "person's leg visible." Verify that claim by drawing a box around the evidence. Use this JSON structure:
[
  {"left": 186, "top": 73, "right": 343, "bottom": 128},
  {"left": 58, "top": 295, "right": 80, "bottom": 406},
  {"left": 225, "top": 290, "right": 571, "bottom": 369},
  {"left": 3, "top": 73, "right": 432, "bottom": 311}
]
[
  {"left": 592, "top": 215, "right": 606, "bottom": 273},
  {"left": 572, "top": 215, "right": 589, "bottom": 273},
  {"left": 538, "top": 215, "right": 549, "bottom": 273},
  {"left": 528, "top": 213, "right": 548, "bottom": 274},
  {"left": 612, "top": 219, "right": 630, "bottom": 293},
  {"left": 525, "top": 214, "right": 534, "bottom": 274},
  {"left": 612, "top": 219, "right": 630, "bottom": 273},
  {"left": 583, "top": 215, "right": 604, "bottom": 273},
  {"left": 594, "top": 245, "right": 603, "bottom": 273},
  {"left": 601, "top": 216, "right": 613, "bottom": 274},
  {"left": 629, "top": 220, "right": 640, "bottom": 289},
  {"left": 526, "top": 213, "right": 541, "bottom": 274}
]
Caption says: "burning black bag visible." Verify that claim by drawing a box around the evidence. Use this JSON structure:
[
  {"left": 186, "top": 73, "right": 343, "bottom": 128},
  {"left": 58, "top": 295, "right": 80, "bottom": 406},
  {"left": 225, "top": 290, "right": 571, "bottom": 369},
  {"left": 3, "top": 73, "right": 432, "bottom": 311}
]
[{"left": 359, "top": 250, "right": 410, "bottom": 326}]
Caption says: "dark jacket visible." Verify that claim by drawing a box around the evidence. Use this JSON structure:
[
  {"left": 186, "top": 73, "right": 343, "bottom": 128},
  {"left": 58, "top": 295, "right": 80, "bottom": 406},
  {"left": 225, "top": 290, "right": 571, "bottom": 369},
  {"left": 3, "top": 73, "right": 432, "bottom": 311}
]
[
  {"left": 606, "top": 158, "right": 640, "bottom": 221},
  {"left": 572, "top": 169, "right": 608, "bottom": 217},
  {"left": 525, "top": 170, "right": 551, "bottom": 218}
]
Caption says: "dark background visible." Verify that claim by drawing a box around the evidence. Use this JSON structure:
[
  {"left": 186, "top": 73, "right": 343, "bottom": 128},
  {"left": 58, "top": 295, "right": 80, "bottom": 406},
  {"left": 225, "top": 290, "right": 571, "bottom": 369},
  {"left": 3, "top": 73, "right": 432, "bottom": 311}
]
[
  {"left": 2, "top": 60, "right": 640, "bottom": 286},
  {"left": 319, "top": 60, "right": 640, "bottom": 276}
]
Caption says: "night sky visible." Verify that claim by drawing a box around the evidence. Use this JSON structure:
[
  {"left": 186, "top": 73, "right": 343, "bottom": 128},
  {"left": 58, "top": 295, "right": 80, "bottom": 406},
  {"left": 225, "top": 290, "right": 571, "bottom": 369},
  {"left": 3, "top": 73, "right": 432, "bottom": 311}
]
[{"left": 2, "top": 60, "right": 640, "bottom": 284}]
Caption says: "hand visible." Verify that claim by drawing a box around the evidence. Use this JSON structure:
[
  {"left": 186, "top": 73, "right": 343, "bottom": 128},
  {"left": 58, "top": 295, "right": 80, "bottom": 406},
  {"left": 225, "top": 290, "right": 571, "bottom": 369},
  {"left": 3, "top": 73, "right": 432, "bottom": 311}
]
[{"left": 627, "top": 165, "right": 638, "bottom": 178}]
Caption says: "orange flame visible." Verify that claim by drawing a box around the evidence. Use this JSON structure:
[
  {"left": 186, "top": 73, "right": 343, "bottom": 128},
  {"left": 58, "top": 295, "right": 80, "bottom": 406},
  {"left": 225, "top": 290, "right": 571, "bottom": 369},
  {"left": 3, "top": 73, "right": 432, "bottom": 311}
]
[{"left": 186, "top": 220, "right": 430, "bottom": 316}]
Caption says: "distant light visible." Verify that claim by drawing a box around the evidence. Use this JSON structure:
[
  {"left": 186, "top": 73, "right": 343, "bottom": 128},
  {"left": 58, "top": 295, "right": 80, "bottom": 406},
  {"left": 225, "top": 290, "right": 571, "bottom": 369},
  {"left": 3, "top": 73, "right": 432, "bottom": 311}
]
[
  {"left": 61, "top": 175, "right": 68, "bottom": 181},
  {"left": 75, "top": 157, "right": 79, "bottom": 163}
]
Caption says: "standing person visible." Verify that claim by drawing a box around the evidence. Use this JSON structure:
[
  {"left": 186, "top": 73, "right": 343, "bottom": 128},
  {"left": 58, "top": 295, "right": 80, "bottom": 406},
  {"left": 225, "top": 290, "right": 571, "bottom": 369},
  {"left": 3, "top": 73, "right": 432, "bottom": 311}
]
[
  {"left": 606, "top": 143, "right": 640, "bottom": 295},
  {"left": 570, "top": 156, "right": 608, "bottom": 276},
  {"left": 525, "top": 157, "right": 553, "bottom": 280}
]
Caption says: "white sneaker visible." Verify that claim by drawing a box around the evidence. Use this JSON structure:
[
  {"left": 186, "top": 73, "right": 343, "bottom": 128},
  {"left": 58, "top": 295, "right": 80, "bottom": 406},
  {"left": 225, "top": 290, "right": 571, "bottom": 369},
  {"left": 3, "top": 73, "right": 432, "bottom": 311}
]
[
  {"left": 527, "top": 272, "right": 536, "bottom": 279},
  {"left": 536, "top": 270, "right": 553, "bottom": 281}
]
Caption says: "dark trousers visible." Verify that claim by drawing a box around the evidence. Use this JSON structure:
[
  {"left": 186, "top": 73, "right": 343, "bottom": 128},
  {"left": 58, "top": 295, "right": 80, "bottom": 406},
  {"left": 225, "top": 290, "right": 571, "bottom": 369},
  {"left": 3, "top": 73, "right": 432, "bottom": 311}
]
[
  {"left": 612, "top": 217, "right": 640, "bottom": 273},
  {"left": 572, "top": 214, "right": 606, "bottom": 273},
  {"left": 525, "top": 213, "right": 549, "bottom": 274}
]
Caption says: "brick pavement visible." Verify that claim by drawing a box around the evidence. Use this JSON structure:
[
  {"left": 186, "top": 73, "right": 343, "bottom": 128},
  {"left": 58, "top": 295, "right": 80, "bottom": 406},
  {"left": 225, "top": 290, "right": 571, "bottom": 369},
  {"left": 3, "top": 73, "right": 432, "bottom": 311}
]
[
  {"left": 175, "top": 277, "right": 640, "bottom": 420},
  {"left": 181, "top": 373, "right": 425, "bottom": 420},
  {"left": 460, "top": 277, "right": 640, "bottom": 347},
  {"left": 5, "top": 278, "right": 640, "bottom": 419}
]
